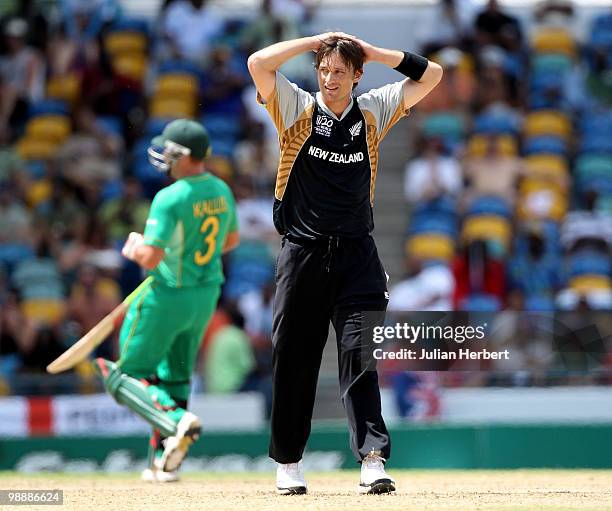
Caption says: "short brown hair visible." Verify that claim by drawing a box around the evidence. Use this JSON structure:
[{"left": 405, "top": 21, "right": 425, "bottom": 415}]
[{"left": 314, "top": 36, "right": 365, "bottom": 74}]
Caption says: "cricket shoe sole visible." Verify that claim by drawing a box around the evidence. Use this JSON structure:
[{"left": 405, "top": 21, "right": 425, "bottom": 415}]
[
  {"left": 359, "top": 478, "right": 396, "bottom": 495},
  {"left": 276, "top": 486, "right": 307, "bottom": 496},
  {"left": 156, "top": 412, "right": 201, "bottom": 473}
]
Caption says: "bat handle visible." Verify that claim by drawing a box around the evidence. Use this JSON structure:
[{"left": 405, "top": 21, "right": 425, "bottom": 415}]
[{"left": 124, "top": 276, "right": 154, "bottom": 306}]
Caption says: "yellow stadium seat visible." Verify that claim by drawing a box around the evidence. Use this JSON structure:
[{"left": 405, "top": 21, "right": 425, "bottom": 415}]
[
  {"left": 517, "top": 186, "right": 567, "bottom": 222},
  {"left": 25, "top": 178, "right": 52, "bottom": 208},
  {"left": 520, "top": 177, "right": 567, "bottom": 197},
  {"left": 524, "top": 160, "right": 569, "bottom": 189},
  {"left": 155, "top": 73, "right": 198, "bottom": 97},
  {"left": 150, "top": 97, "right": 196, "bottom": 119},
  {"left": 531, "top": 28, "right": 576, "bottom": 57},
  {"left": 207, "top": 155, "right": 233, "bottom": 180},
  {"left": 46, "top": 73, "right": 81, "bottom": 104},
  {"left": 112, "top": 54, "right": 147, "bottom": 81},
  {"left": 525, "top": 154, "right": 568, "bottom": 175},
  {"left": 462, "top": 215, "right": 512, "bottom": 248},
  {"left": 466, "top": 134, "right": 518, "bottom": 157},
  {"left": 0, "top": 377, "right": 9, "bottom": 396},
  {"left": 25, "top": 115, "right": 71, "bottom": 144},
  {"left": 15, "top": 137, "right": 61, "bottom": 160},
  {"left": 22, "top": 299, "right": 66, "bottom": 325},
  {"left": 405, "top": 233, "right": 455, "bottom": 261},
  {"left": 105, "top": 31, "right": 147, "bottom": 56},
  {"left": 524, "top": 111, "right": 572, "bottom": 140},
  {"left": 569, "top": 275, "right": 611, "bottom": 293}
]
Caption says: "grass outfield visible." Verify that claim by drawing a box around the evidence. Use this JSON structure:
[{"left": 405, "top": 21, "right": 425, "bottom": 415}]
[{"left": 1, "top": 470, "right": 611, "bottom": 511}]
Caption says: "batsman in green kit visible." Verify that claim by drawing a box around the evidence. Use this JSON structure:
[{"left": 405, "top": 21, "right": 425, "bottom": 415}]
[{"left": 94, "top": 119, "right": 239, "bottom": 482}]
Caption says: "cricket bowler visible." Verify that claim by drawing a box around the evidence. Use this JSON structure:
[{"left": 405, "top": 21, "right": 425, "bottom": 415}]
[{"left": 248, "top": 33, "right": 442, "bottom": 494}]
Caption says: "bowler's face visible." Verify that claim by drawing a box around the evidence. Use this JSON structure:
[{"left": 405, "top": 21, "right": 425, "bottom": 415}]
[{"left": 317, "top": 53, "right": 361, "bottom": 108}]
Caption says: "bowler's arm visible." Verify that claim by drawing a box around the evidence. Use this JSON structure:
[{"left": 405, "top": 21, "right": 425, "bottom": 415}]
[{"left": 247, "top": 36, "right": 319, "bottom": 103}]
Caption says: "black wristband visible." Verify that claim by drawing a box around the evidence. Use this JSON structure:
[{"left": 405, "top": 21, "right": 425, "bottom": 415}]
[{"left": 394, "top": 51, "right": 428, "bottom": 81}]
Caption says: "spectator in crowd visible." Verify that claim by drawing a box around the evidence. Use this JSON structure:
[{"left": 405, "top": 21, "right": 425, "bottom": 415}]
[
  {"left": 99, "top": 176, "right": 150, "bottom": 246},
  {"left": 240, "top": 0, "right": 287, "bottom": 55},
  {"left": 0, "top": 179, "right": 34, "bottom": 274},
  {"left": 388, "top": 255, "right": 455, "bottom": 311},
  {"left": 67, "top": 263, "right": 121, "bottom": 359},
  {"left": 58, "top": 214, "right": 121, "bottom": 282},
  {"left": 203, "top": 303, "right": 256, "bottom": 393},
  {"left": 34, "top": 176, "right": 87, "bottom": 244},
  {"left": 233, "top": 181, "right": 277, "bottom": 243},
  {"left": 0, "top": 289, "right": 65, "bottom": 374},
  {"left": 416, "top": 47, "right": 476, "bottom": 113},
  {"left": 473, "top": 44, "right": 524, "bottom": 111},
  {"left": 60, "top": 0, "right": 121, "bottom": 44},
  {"left": 452, "top": 239, "right": 506, "bottom": 310},
  {"left": 234, "top": 123, "right": 279, "bottom": 191},
  {"left": 560, "top": 191, "right": 612, "bottom": 254},
  {"left": 474, "top": 0, "right": 523, "bottom": 53},
  {"left": 162, "top": 0, "right": 224, "bottom": 64},
  {"left": 404, "top": 135, "right": 462, "bottom": 204},
  {"left": 507, "top": 224, "right": 559, "bottom": 309},
  {"left": 0, "top": 17, "right": 45, "bottom": 140},
  {"left": 201, "top": 45, "right": 249, "bottom": 113},
  {"left": 0, "top": 180, "right": 32, "bottom": 246},
  {"left": 0, "top": 289, "right": 37, "bottom": 375},
  {"left": 462, "top": 135, "right": 524, "bottom": 207},
  {"left": 585, "top": 43, "right": 612, "bottom": 107},
  {"left": 0, "top": 0, "right": 49, "bottom": 52},
  {"left": 56, "top": 107, "right": 122, "bottom": 209},
  {"left": 11, "top": 232, "right": 66, "bottom": 326},
  {"left": 417, "top": 0, "right": 477, "bottom": 54}
]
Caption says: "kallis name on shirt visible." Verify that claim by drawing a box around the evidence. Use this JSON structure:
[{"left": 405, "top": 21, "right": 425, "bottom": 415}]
[
  {"left": 192, "top": 196, "right": 228, "bottom": 217},
  {"left": 308, "top": 145, "right": 364, "bottom": 163}
]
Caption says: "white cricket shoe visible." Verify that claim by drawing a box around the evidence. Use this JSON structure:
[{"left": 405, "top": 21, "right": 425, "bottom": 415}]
[
  {"left": 276, "top": 460, "right": 307, "bottom": 495},
  {"left": 156, "top": 412, "right": 201, "bottom": 473},
  {"left": 359, "top": 452, "right": 396, "bottom": 494},
  {"left": 141, "top": 468, "right": 180, "bottom": 483}
]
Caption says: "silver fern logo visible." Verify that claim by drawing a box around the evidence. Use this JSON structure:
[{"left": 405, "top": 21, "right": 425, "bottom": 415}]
[{"left": 349, "top": 120, "right": 362, "bottom": 139}]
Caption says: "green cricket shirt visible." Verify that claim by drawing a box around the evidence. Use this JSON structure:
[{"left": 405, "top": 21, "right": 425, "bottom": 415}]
[{"left": 143, "top": 173, "right": 238, "bottom": 288}]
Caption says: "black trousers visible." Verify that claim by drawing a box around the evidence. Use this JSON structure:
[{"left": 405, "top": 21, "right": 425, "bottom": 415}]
[{"left": 269, "top": 234, "right": 391, "bottom": 464}]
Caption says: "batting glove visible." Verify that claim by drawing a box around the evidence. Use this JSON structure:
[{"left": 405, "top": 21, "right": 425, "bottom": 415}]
[{"left": 122, "top": 232, "right": 145, "bottom": 261}]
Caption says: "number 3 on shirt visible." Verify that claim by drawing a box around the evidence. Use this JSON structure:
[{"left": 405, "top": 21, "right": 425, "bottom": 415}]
[{"left": 195, "top": 216, "right": 219, "bottom": 265}]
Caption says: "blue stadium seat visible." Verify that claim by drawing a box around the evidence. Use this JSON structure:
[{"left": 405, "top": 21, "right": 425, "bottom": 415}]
[
  {"left": 28, "top": 100, "right": 69, "bottom": 118},
  {"left": 96, "top": 116, "right": 122, "bottom": 136},
  {"left": 466, "top": 196, "right": 513, "bottom": 219},
  {"left": 408, "top": 216, "right": 457, "bottom": 238},
  {"left": 579, "top": 136, "right": 612, "bottom": 154},
  {"left": 524, "top": 136, "right": 567, "bottom": 156},
  {"left": 459, "top": 294, "right": 502, "bottom": 312},
  {"left": 157, "top": 60, "right": 202, "bottom": 80},
  {"left": 422, "top": 112, "right": 466, "bottom": 142},
  {"left": 110, "top": 17, "right": 149, "bottom": 35},
  {"left": 473, "top": 112, "right": 520, "bottom": 135},
  {"left": 144, "top": 118, "right": 175, "bottom": 137},
  {"left": 567, "top": 251, "right": 611, "bottom": 279}
]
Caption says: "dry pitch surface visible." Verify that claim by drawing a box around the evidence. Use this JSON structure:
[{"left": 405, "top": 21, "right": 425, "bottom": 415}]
[{"left": 1, "top": 470, "right": 612, "bottom": 511}]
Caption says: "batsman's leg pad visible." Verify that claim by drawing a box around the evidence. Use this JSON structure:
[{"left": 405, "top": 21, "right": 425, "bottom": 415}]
[{"left": 93, "top": 358, "right": 177, "bottom": 437}]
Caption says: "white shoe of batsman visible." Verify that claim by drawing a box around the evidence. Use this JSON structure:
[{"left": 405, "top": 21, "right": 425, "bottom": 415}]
[
  {"left": 359, "top": 452, "right": 396, "bottom": 494},
  {"left": 141, "top": 468, "right": 180, "bottom": 483},
  {"left": 276, "top": 460, "right": 307, "bottom": 495},
  {"left": 155, "top": 412, "right": 201, "bottom": 473}
]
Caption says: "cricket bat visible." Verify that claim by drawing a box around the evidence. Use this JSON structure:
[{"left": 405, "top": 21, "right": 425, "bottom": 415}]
[{"left": 46, "top": 277, "right": 153, "bottom": 374}]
